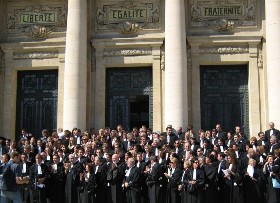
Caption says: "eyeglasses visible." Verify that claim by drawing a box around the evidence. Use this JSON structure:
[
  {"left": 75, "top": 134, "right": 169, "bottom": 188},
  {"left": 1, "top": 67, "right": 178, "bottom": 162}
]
[{"left": 197, "top": 150, "right": 201, "bottom": 152}]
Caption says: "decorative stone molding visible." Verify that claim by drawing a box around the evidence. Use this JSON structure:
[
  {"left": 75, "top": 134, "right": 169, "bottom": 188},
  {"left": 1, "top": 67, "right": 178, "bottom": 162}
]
[
  {"left": 187, "top": 46, "right": 192, "bottom": 70},
  {"left": 25, "top": 25, "right": 54, "bottom": 38},
  {"left": 7, "top": 4, "right": 67, "bottom": 35},
  {"left": 200, "top": 46, "right": 249, "bottom": 55},
  {"left": 160, "top": 44, "right": 165, "bottom": 70},
  {"left": 189, "top": 0, "right": 257, "bottom": 31},
  {"left": 0, "top": 49, "right": 5, "bottom": 74},
  {"left": 257, "top": 43, "right": 263, "bottom": 69},
  {"left": 91, "top": 48, "right": 96, "bottom": 72},
  {"left": 96, "top": 0, "right": 161, "bottom": 34},
  {"left": 13, "top": 51, "right": 58, "bottom": 59},
  {"left": 103, "top": 48, "right": 152, "bottom": 56},
  {"left": 205, "top": 18, "right": 240, "bottom": 31}
]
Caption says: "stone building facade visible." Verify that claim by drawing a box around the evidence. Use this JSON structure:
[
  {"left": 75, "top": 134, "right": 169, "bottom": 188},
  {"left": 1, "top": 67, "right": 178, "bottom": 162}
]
[{"left": 0, "top": 0, "right": 278, "bottom": 139}]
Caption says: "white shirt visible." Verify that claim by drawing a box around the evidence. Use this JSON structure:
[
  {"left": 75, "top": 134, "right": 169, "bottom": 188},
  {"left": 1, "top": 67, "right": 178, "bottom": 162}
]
[
  {"left": 247, "top": 165, "right": 254, "bottom": 177},
  {"left": 193, "top": 169, "right": 197, "bottom": 180},
  {"left": 22, "top": 163, "right": 26, "bottom": 173},
  {"left": 38, "top": 164, "right": 42, "bottom": 175},
  {"left": 76, "top": 136, "right": 81, "bottom": 145},
  {"left": 125, "top": 167, "right": 132, "bottom": 177},
  {"left": 181, "top": 170, "right": 186, "bottom": 182}
]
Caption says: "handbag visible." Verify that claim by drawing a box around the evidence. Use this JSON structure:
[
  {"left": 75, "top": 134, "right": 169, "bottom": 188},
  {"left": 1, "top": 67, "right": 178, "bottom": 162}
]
[{"left": 272, "top": 178, "right": 280, "bottom": 188}]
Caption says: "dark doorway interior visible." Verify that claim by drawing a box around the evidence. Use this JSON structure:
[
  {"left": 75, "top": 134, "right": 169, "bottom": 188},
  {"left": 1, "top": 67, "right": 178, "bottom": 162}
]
[
  {"left": 106, "top": 67, "right": 152, "bottom": 131},
  {"left": 130, "top": 95, "right": 149, "bottom": 129},
  {"left": 16, "top": 70, "right": 58, "bottom": 140},
  {"left": 200, "top": 65, "right": 249, "bottom": 135}
]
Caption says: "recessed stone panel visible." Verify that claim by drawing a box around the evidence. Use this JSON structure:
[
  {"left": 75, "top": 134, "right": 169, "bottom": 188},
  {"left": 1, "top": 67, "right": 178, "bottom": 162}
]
[
  {"left": 95, "top": 0, "right": 161, "bottom": 34},
  {"left": 189, "top": 0, "right": 258, "bottom": 31}
]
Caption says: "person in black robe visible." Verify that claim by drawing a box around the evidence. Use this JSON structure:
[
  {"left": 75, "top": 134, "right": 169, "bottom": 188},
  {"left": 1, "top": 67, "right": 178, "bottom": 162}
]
[
  {"left": 107, "top": 153, "right": 126, "bottom": 203},
  {"left": 64, "top": 154, "right": 84, "bottom": 203},
  {"left": 123, "top": 158, "right": 141, "bottom": 203},
  {"left": 222, "top": 153, "right": 244, "bottom": 203},
  {"left": 243, "top": 158, "right": 265, "bottom": 203},
  {"left": 178, "top": 160, "right": 191, "bottom": 203},
  {"left": 204, "top": 154, "right": 218, "bottom": 203},
  {"left": 186, "top": 159, "right": 205, "bottom": 203},
  {"left": 29, "top": 154, "right": 50, "bottom": 203},
  {"left": 92, "top": 156, "right": 107, "bottom": 202},
  {"left": 136, "top": 152, "right": 148, "bottom": 203},
  {"left": 145, "top": 155, "right": 163, "bottom": 203},
  {"left": 78, "top": 163, "right": 96, "bottom": 203},
  {"left": 18, "top": 153, "right": 33, "bottom": 203},
  {"left": 49, "top": 154, "right": 66, "bottom": 203},
  {"left": 164, "top": 157, "right": 182, "bottom": 203},
  {"left": 263, "top": 155, "right": 280, "bottom": 203},
  {"left": 158, "top": 150, "right": 168, "bottom": 203}
]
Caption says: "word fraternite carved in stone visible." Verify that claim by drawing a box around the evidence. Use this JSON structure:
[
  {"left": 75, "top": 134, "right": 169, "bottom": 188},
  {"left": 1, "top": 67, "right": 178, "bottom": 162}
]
[
  {"left": 189, "top": 0, "right": 257, "bottom": 31},
  {"left": 96, "top": 0, "right": 161, "bottom": 34},
  {"left": 7, "top": 4, "right": 67, "bottom": 36}
]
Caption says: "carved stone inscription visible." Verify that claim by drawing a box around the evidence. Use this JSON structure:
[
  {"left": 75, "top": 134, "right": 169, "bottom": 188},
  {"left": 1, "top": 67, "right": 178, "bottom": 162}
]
[
  {"left": 96, "top": 0, "right": 161, "bottom": 34},
  {"left": 20, "top": 12, "right": 57, "bottom": 24},
  {"left": 7, "top": 4, "right": 67, "bottom": 37},
  {"left": 189, "top": 0, "right": 257, "bottom": 31}
]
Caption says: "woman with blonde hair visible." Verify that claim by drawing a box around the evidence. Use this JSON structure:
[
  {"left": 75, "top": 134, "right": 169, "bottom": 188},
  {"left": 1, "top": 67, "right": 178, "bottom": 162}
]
[{"left": 164, "top": 157, "right": 183, "bottom": 203}]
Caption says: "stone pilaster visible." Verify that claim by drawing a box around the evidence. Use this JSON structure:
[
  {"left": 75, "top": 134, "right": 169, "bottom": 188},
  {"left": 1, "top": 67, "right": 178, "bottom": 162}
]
[
  {"left": 164, "top": 0, "right": 188, "bottom": 128},
  {"left": 248, "top": 42, "right": 261, "bottom": 137},
  {"left": 63, "top": 0, "right": 87, "bottom": 131},
  {"left": 266, "top": 0, "right": 280, "bottom": 127},
  {"left": 152, "top": 45, "right": 162, "bottom": 131}
]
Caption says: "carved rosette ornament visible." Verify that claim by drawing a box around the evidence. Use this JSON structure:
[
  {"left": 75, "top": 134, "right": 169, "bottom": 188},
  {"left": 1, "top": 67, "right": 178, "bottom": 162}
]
[
  {"left": 96, "top": 0, "right": 161, "bottom": 34},
  {"left": 189, "top": 0, "right": 257, "bottom": 32},
  {"left": 7, "top": 4, "right": 67, "bottom": 37},
  {"left": 25, "top": 25, "right": 54, "bottom": 38}
]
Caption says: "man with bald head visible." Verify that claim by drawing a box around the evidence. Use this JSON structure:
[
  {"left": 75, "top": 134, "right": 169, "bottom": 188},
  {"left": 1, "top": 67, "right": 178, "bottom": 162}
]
[
  {"left": 124, "top": 158, "right": 141, "bottom": 203},
  {"left": 265, "top": 122, "right": 280, "bottom": 142},
  {"left": 107, "top": 153, "right": 126, "bottom": 203}
]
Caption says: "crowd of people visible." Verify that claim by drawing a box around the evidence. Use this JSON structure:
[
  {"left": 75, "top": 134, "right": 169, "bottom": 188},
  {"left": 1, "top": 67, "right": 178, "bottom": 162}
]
[{"left": 0, "top": 122, "right": 280, "bottom": 203}]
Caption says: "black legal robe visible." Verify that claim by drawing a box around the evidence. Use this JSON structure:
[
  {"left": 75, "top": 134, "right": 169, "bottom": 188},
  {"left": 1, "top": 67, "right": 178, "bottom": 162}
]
[
  {"left": 243, "top": 167, "right": 265, "bottom": 203},
  {"left": 146, "top": 162, "right": 163, "bottom": 203},
  {"left": 180, "top": 168, "right": 190, "bottom": 203},
  {"left": 186, "top": 169, "right": 205, "bottom": 203},
  {"left": 165, "top": 167, "right": 183, "bottom": 203},
  {"left": 203, "top": 163, "right": 218, "bottom": 203},
  {"left": 65, "top": 161, "right": 84, "bottom": 203},
  {"left": 29, "top": 162, "right": 50, "bottom": 203},
  {"left": 49, "top": 162, "right": 66, "bottom": 203},
  {"left": 107, "top": 160, "right": 126, "bottom": 203},
  {"left": 124, "top": 166, "right": 141, "bottom": 203}
]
